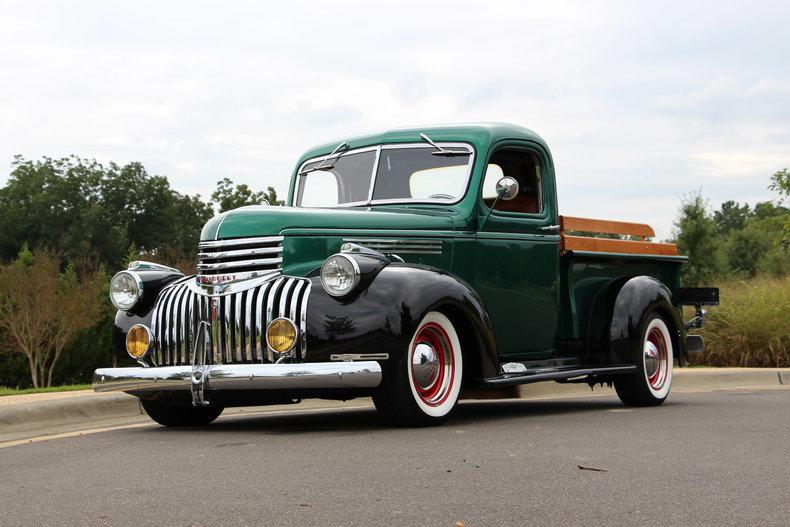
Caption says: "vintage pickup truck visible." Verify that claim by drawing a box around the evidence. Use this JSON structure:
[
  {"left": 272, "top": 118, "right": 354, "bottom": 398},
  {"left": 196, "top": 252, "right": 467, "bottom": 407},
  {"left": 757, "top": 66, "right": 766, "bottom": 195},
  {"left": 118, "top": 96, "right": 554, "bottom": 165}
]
[{"left": 93, "top": 123, "right": 718, "bottom": 427}]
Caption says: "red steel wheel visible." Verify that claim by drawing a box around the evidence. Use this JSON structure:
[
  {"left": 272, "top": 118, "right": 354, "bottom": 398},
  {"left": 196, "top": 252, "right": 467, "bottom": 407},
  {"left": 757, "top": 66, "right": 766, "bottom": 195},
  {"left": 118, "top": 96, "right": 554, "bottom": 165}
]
[
  {"left": 406, "top": 312, "right": 463, "bottom": 418},
  {"left": 374, "top": 311, "right": 463, "bottom": 425},
  {"left": 615, "top": 312, "right": 674, "bottom": 406}
]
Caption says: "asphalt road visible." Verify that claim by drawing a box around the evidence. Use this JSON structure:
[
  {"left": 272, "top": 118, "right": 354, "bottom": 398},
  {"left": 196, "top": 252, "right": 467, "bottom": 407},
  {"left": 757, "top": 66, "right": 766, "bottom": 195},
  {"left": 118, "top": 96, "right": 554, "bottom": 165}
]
[{"left": 1, "top": 387, "right": 788, "bottom": 527}]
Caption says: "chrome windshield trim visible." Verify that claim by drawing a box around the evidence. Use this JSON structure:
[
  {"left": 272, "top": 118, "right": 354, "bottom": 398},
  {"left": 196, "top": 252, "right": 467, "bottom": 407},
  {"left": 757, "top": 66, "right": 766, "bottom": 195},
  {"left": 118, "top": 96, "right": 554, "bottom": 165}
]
[{"left": 293, "top": 141, "right": 475, "bottom": 208}]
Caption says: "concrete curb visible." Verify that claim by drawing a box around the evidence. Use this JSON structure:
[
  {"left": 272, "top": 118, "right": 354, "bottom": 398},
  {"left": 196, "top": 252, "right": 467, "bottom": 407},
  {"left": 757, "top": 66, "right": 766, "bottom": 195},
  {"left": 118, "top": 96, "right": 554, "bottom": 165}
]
[{"left": 1, "top": 367, "right": 788, "bottom": 443}]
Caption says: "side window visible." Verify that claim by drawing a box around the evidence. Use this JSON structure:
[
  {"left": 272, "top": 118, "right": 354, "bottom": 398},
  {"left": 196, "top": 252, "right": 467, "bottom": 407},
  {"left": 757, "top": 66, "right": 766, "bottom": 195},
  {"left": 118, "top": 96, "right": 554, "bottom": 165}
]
[{"left": 481, "top": 149, "right": 543, "bottom": 214}]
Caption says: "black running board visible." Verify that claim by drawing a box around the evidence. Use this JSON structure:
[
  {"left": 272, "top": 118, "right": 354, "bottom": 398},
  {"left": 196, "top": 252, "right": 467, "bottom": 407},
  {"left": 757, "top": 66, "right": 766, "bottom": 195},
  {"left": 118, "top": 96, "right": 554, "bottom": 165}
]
[{"left": 483, "top": 365, "right": 637, "bottom": 387}]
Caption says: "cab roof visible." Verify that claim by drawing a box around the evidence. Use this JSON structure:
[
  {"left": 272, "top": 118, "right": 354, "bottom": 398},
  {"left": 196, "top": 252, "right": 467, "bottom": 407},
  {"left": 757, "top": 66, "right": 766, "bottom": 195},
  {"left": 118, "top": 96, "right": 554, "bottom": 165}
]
[{"left": 295, "top": 122, "right": 551, "bottom": 166}]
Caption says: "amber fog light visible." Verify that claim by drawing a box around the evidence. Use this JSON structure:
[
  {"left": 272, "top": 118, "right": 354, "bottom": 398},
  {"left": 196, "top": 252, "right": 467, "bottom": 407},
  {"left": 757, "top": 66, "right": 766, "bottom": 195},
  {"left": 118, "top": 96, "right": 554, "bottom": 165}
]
[
  {"left": 126, "top": 324, "right": 153, "bottom": 360},
  {"left": 266, "top": 318, "right": 297, "bottom": 354}
]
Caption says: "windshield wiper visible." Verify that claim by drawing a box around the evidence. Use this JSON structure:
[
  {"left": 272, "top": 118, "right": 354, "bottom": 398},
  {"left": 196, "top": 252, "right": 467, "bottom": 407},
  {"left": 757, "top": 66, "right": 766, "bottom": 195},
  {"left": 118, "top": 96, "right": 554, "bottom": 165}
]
[
  {"left": 419, "top": 133, "right": 471, "bottom": 157},
  {"left": 299, "top": 141, "right": 350, "bottom": 174}
]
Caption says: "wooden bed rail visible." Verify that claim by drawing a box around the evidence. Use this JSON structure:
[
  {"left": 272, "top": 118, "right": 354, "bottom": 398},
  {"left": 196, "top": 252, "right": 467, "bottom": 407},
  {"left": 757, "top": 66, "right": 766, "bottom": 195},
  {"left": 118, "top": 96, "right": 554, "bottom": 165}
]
[{"left": 559, "top": 215, "right": 679, "bottom": 256}]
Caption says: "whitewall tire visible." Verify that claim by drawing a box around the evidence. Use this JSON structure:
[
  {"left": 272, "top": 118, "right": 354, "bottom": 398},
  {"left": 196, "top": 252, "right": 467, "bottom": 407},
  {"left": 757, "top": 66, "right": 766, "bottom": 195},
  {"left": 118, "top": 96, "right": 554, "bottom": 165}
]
[{"left": 373, "top": 311, "right": 463, "bottom": 426}]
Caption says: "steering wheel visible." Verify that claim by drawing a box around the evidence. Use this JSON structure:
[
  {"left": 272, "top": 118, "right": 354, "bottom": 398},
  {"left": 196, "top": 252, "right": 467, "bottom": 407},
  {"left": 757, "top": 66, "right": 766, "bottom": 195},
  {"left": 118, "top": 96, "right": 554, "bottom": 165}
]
[{"left": 428, "top": 193, "right": 454, "bottom": 200}]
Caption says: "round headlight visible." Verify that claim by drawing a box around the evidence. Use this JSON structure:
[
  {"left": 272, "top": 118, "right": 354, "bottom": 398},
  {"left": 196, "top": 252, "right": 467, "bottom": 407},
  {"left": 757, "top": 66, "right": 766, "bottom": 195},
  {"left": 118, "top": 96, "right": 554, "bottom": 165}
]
[
  {"left": 110, "top": 271, "right": 142, "bottom": 310},
  {"left": 126, "top": 324, "right": 152, "bottom": 360},
  {"left": 320, "top": 254, "right": 360, "bottom": 297},
  {"left": 266, "top": 318, "right": 297, "bottom": 354}
]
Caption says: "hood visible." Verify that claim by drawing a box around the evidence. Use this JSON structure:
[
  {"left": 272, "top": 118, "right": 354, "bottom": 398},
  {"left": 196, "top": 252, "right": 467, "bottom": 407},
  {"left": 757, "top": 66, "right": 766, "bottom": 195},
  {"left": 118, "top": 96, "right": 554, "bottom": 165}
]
[{"left": 201, "top": 206, "right": 457, "bottom": 240}]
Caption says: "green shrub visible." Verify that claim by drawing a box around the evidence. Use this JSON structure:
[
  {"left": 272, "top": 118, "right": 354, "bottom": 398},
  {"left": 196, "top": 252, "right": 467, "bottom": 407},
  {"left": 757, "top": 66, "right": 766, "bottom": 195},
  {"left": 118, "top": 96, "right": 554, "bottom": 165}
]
[{"left": 690, "top": 276, "right": 790, "bottom": 367}]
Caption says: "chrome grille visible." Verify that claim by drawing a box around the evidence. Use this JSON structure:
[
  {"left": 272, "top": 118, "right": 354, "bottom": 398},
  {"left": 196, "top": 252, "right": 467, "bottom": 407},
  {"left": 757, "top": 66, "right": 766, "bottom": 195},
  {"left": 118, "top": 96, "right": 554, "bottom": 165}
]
[
  {"left": 150, "top": 275, "right": 311, "bottom": 366},
  {"left": 197, "top": 236, "right": 283, "bottom": 281},
  {"left": 343, "top": 237, "right": 442, "bottom": 255}
]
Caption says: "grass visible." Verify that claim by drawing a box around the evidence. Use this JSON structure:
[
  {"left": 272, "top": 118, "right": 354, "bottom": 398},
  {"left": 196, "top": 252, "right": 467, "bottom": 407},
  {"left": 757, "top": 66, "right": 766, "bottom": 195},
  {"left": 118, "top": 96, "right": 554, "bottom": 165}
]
[
  {"left": 0, "top": 384, "right": 92, "bottom": 397},
  {"left": 690, "top": 276, "right": 790, "bottom": 367}
]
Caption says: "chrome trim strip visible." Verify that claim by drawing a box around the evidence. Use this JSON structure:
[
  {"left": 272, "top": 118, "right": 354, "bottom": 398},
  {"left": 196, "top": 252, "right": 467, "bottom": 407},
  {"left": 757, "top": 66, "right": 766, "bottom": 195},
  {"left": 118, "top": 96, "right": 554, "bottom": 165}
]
[
  {"left": 343, "top": 238, "right": 443, "bottom": 255},
  {"left": 197, "top": 246, "right": 282, "bottom": 259},
  {"left": 330, "top": 353, "right": 389, "bottom": 361},
  {"left": 199, "top": 235, "right": 284, "bottom": 248},
  {"left": 213, "top": 213, "right": 231, "bottom": 241},
  {"left": 197, "top": 257, "right": 283, "bottom": 271},
  {"left": 92, "top": 362, "right": 383, "bottom": 393}
]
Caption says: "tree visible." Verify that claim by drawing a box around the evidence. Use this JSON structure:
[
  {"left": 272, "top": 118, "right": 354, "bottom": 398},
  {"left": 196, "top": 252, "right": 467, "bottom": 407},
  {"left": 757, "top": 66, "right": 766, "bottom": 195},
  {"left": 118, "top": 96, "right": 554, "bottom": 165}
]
[
  {"left": 0, "top": 156, "right": 214, "bottom": 271},
  {"left": 672, "top": 192, "right": 720, "bottom": 286},
  {"left": 264, "top": 186, "right": 285, "bottom": 206},
  {"left": 769, "top": 168, "right": 790, "bottom": 200},
  {"left": 211, "top": 178, "right": 269, "bottom": 212},
  {"left": 713, "top": 201, "right": 750, "bottom": 235},
  {"left": 0, "top": 247, "right": 104, "bottom": 387}
]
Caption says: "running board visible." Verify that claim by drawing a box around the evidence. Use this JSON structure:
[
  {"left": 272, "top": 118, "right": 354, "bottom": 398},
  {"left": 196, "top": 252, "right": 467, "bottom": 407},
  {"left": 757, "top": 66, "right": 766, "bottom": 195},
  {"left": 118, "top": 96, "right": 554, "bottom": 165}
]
[{"left": 483, "top": 365, "right": 637, "bottom": 387}]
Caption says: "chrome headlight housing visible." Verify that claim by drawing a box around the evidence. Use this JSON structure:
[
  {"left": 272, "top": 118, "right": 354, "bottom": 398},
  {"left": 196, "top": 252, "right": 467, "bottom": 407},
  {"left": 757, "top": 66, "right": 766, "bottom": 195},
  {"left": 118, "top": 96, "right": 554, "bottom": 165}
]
[
  {"left": 320, "top": 254, "right": 361, "bottom": 297},
  {"left": 109, "top": 271, "right": 143, "bottom": 311}
]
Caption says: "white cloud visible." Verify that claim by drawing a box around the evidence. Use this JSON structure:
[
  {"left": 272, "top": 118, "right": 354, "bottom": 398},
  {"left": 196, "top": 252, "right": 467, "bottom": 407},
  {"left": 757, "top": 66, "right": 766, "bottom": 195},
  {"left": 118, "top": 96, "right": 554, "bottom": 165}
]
[{"left": 0, "top": 0, "right": 789, "bottom": 240}]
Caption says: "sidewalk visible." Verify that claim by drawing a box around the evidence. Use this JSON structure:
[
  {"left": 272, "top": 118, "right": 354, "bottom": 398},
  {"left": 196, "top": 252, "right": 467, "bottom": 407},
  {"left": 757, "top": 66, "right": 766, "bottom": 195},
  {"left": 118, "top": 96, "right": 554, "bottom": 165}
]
[{"left": 2, "top": 367, "right": 788, "bottom": 444}]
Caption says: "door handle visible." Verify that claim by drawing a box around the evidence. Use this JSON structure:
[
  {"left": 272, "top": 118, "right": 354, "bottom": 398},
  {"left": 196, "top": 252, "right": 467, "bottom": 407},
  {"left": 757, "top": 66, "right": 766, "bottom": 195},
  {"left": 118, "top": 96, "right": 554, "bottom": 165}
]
[{"left": 539, "top": 225, "right": 560, "bottom": 232}]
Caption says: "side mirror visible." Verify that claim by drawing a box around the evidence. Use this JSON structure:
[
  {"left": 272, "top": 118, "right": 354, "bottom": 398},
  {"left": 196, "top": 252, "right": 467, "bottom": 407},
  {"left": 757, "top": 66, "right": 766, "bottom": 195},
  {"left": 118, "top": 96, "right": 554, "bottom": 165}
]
[{"left": 495, "top": 177, "right": 519, "bottom": 201}]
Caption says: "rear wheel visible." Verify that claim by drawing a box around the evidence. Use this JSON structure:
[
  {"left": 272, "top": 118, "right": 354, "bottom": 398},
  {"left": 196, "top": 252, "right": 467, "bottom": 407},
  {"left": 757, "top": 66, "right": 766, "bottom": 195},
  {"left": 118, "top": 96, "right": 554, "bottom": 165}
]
[
  {"left": 373, "top": 311, "right": 463, "bottom": 426},
  {"left": 615, "top": 313, "right": 674, "bottom": 406},
  {"left": 141, "top": 399, "right": 224, "bottom": 427}
]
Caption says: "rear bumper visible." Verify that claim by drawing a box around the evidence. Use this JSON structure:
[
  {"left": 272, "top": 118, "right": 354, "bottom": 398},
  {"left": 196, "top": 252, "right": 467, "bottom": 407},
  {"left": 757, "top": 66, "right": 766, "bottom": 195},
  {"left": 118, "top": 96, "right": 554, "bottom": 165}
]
[{"left": 92, "top": 362, "right": 383, "bottom": 394}]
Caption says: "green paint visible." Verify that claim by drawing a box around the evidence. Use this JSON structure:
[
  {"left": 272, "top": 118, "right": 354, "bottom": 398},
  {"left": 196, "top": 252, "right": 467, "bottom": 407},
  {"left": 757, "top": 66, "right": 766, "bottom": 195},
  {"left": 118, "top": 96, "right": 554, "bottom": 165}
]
[{"left": 198, "top": 123, "right": 683, "bottom": 360}]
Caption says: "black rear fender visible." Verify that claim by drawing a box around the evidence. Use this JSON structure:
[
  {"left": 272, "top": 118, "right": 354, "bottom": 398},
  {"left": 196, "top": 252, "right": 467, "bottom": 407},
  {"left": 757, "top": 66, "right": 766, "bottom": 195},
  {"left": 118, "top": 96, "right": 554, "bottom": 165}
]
[{"left": 606, "top": 276, "right": 686, "bottom": 366}]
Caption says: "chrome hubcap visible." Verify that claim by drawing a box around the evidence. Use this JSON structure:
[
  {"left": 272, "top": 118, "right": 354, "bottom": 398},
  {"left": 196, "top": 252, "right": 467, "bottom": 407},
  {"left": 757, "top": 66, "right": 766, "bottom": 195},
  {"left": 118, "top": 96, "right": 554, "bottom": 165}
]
[
  {"left": 644, "top": 340, "right": 660, "bottom": 379},
  {"left": 644, "top": 327, "right": 668, "bottom": 390},
  {"left": 412, "top": 342, "right": 440, "bottom": 390}
]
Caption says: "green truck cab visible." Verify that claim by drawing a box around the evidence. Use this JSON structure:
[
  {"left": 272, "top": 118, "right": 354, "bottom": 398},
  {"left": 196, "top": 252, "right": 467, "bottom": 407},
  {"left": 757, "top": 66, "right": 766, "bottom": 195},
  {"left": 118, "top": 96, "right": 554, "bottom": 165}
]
[{"left": 94, "top": 123, "right": 718, "bottom": 427}]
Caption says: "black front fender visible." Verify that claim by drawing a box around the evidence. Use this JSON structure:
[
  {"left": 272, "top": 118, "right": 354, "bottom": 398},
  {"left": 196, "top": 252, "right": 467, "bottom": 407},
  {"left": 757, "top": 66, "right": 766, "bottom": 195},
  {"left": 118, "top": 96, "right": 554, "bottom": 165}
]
[
  {"left": 112, "top": 270, "right": 183, "bottom": 362},
  {"left": 304, "top": 264, "right": 498, "bottom": 381}
]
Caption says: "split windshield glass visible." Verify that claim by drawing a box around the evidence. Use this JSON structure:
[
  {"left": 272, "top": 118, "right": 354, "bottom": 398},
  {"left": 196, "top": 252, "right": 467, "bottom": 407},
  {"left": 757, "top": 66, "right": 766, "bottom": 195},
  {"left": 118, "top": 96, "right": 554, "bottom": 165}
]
[{"left": 295, "top": 144, "right": 474, "bottom": 207}]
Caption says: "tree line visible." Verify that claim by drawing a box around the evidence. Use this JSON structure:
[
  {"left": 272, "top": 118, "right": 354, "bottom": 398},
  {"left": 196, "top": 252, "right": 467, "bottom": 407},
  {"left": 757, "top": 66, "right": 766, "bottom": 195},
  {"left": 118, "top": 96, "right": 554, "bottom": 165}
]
[
  {"left": 673, "top": 169, "right": 789, "bottom": 286},
  {"left": 0, "top": 156, "right": 283, "bottom": 387},
  {"left": 0, "top": 157, "right": 787, "bottom": 387}
]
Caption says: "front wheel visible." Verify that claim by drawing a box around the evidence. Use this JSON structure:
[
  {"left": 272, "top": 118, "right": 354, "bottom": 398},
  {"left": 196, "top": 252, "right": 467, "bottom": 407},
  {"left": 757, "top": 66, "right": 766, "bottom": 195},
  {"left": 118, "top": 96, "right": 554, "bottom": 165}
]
[
  {"left": 614, "top": 313, "right": 674, "bottom": 406},
  {"left": 141, "top": 399, "right": 224, "bottom": 427},
  {"left": 373, "top": 311, "right": 463, "bottom": 426}
]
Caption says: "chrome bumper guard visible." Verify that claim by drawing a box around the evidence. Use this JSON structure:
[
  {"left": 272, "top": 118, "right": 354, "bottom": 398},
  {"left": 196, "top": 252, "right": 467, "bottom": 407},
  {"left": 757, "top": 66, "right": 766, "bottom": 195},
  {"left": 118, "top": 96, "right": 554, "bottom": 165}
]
[{"left": 92, "top": 361, "right": 383, "bottom": 394}]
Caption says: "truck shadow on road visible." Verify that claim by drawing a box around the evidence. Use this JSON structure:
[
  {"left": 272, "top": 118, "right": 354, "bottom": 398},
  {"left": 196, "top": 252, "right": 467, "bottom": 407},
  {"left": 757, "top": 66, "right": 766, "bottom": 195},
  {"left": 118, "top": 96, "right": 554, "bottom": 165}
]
[{"left": 150, "top": 397, "right": 649, "bottom": 436}]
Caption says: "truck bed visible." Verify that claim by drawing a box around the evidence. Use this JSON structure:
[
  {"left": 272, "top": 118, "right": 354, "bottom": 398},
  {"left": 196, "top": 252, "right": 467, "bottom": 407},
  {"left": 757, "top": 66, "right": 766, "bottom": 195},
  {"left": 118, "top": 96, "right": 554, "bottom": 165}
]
[{"left": 557, "top": 216, "right": 687, "bottom": 342}]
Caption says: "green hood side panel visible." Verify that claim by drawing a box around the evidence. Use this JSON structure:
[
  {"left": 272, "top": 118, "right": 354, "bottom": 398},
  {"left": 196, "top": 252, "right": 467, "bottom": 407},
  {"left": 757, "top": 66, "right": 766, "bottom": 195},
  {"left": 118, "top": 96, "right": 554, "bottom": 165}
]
[{"left": 201, "top": 206, "right": 460, "bottom": 279}]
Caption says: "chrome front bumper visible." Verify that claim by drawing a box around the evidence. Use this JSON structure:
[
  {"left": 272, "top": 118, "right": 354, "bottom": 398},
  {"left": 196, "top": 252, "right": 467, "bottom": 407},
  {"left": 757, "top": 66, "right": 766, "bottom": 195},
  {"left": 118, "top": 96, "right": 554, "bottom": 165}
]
[{"left": 92, "top": 361, "right": 383, "bottom": 394}]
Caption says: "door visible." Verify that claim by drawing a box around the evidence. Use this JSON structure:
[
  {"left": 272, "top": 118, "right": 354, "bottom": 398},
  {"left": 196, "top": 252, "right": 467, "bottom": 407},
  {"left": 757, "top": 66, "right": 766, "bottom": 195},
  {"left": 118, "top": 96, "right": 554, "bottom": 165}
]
[{"left": 474, "top": 142, "right": 560, "bottom": 359}]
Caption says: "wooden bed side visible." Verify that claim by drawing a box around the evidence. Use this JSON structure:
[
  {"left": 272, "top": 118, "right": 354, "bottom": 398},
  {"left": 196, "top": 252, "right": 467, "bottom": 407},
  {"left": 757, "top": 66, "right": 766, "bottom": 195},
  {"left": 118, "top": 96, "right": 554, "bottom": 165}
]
[{"left": 559, "top": 215, "right": 678, "bottom": 256}]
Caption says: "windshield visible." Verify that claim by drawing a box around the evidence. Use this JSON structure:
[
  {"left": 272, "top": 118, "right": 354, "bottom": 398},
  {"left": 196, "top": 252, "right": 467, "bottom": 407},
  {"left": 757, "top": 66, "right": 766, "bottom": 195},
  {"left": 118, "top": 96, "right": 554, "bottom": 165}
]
[{"left": 294, "top": 143, "right": 474, "bottom": 207}]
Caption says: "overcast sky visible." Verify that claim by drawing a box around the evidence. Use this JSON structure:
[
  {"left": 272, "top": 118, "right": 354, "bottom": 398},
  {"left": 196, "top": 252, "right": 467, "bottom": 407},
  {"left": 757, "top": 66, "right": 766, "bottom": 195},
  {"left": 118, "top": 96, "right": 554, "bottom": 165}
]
[{"left": 1, "top": 1, "right": 788, "bottom": 239}]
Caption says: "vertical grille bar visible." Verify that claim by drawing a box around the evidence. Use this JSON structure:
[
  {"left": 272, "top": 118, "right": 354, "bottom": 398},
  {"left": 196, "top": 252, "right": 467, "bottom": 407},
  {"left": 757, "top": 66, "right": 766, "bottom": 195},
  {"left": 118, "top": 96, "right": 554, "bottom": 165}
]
[
  {"left": 255, "top": 281, "right": 270, "bottom": 362},
  {"left": 224, "top": 295, "right": 233, "bottom": 364},
  {"left": 186, "top": 291, "right": 196, "bottom": 364},
  {"left": 300, "top": 281, "right": 311, "bottom": 358},
  {"left": 234, "top": 292, "right": 244, "bottom": 363},
  {"left": 211, "top": 297, "right": 222, "bottom": 365},
  {"left": 245, "top": 288, "right": 257, "bottom": 362}
]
